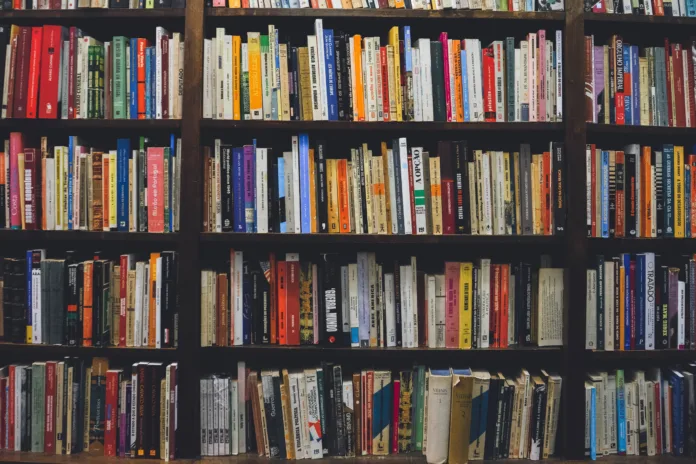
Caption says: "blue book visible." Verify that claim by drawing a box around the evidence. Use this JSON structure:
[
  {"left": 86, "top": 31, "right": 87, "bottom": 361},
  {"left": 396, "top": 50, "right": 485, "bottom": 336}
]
[
  {"left": 323, "top": 29, "right": 338, "bottom": 121},
  {"left": 233, "top": 147, "right": 245, "bottom": 232},
  {"left": 636, "top": 254, "right": 646, "bottom": 349},
  {"left": 687, "top": 0, "right": 696, "bottom": 16},
  {"left": 589, "top": 385, "right": 597, "bottom": 460},
  {"left": 664, "top": 144, "right": 675, "bottom": 236},
  {"left": 404, "top": 27, "right": 412, "bottom": 74},
  {"left": 129, "top": 38, "right": 138, "bottom": 119},
  {"left": 243, "top": 145, "right": 256, "bottom": 232},
  {"left": 601, "top": 150, "right": 610, "bottom": 237},
  {"left": 150, "top": 49, "right": 156, "bottom": 119},
  {"left": 299, "top": 133, "right": 311, "bottom": 233},
  {"left": 278, "top": 158, "right": 286, "bottom": 233},
  {"left": 469, "top": 370, "right": 488, "bottom": 450},
  {"left": 145, "top": 47, "right": 152, "bottom": 119},
  {"left": 357, "top": 252, "right": 370, "bottom": 346},
  {"left": 461, "top": 50, "right": 470, "bottom": 122},
  {"left": 67, "top": 136, "right": 75, "bottom": 230},
  {"left": 623, "top": 253, "right": 632, "bottom": 350},
  {"left": 26, "top": 250, "right": 32, "bottom": 340},
  {"left": 526, "top": 0, "right": 533, "bottom": 12},
  {"left": 631, "top": 46, "right": 639, "bottom": 125},
  {"left": 686, "top": 164, "right": 692, "bottom": 237},
  {"left": 671, "top": 370, "right": 685, "bottom": 455},
  {"left": 616, "top": 370, "right": 627, "bottom": 454},
  {"left": 170, "top": 134, "right": 176, "bottom": 231},
  {"left": 116, "top": 138, "right": 130, "bottom": 231},
  {"left": 624, "top": 47, "right": 632, "bottom": 125}
]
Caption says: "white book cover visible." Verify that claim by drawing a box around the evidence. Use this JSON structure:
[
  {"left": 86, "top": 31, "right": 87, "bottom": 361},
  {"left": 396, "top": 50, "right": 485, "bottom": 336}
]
[
  {"left": 646, "top": 381, "right": 656, "bottom": 455},
  {"left": 679, "top": 281, "right": 686, "bottom": 348},
  {"left": 375, "top": 37, "right": 383, "bottom": 120},
  {"left": 45, "top": 158, "right": 55, "bottom": 230},
  {"left": 234, "top": 251, "right": 244, "bottom": 345},
  {"left": 426, "top": 274, "right": 436, "bottom": 348},
  {"left": 297, "top": 373, "right": 312, "bottom": 458},
  {"left": 480, "top": 151, "right": 493, "bottom": 235},
  {"left": 555, "top": 31, "right": 563, "bottom": 121},
  {"left": 411, "top": 147, "right": 427, "bottom": 234},
  {"left": 261, "top": 36, "right": 272, "bottom": 120},
  {"left": 514, "top": 48, "right": 521, "bottom": 122},
  {"left": 256, "top": 148, "right": 268, "bottom": 233},
  {"left": 218, "top": 377, "right": 229, "bottom": 456},
  {"left": 215, "top": 30, "right": 224, "bottom": 116},
  {"left": 169, "top": 36, "right": 176, "bottom": 119},
  {"left": 417, "top": 39, "right": 433, "bottom": 121},
  {"left": 284, "top": 152, "right": 294, "bottom": 233},
  {"left": 412, "top": 48, "right": 422, "bottom": 122},
  {"left": 307, "top": 35, "right": 322, "bottom": 121},
  {"left": 424, "top": 369, "right": 452, "bottom": 464},
  {"left": 31, "top": 265, "right": 41, "bottom": 343},
  {"left": 384, "top": 273, "right": 396, "bottom": 347},
  {"left": 237, "top": 362, "right": 246, "bottom": 453},
  {"left": 230, "top": 379, "right": 239, "bottom": 455},
  {"left": 386, "top": 148, "right": 399, "bottom": 234},
  {"left": 131, "top": 369, "right": 138, "bottom": 452},
  {"left": 473, "top": 40, "right": 484, "bottom": 121},
  {"left": 314, "top": 20, "right": 328, "bottom": 120},
  {"left": 538, "top": 268, "right": 564, "bottom": 347},
  {"left": 435, "top": 274, "right": 446, "bottom": 348},
  {"left": 155, "top": 257, "right": 163, "bottom": 348},
  {"left": 467, "top": 162, "right": 478, "bottom": 234},
  {"left": 479, "top": 259, "right": 491, "bottom": 348},
  {"left": 493, "top": 41, "right": 505, "bottom": 121},
  {"left": 288, "top": 373, "right": 304, "bottom": 457},
  {"left": 365, "top": 38, "right": 377, "bottom": 121},
  {"left": 494, "top": 151, "right": 506, "bottom": 234},
  {"left": 134, "top": 262, "right": 144, "bottom": 347},
  {"left": 223, "top": 35, "right": 233, "bottom": 120},
  {"left": 398, "top": 138, "right": 413, "bottom": 234},
  {"left": 291, "top": 137, "right": 301, "bottom": 233},
  {"left": 304, "top": 369, "right": 323, "bottom": 459},
  {"left": 349, "top": 263, "right": 360, "bottom": 347},
  {"left": 586, "top": 269, "right": 597, "bottom": 349},
  {"left": 644, "top": 253, "right": 655, "bottom": 350},
  {"left": 350, "top": 151, "right": 363, "bottom": 234},
  {"left": 2, "top": 44, "right": 11, "bottom": 119},
  {"left": 528, "top": 33, "right": 538, "bottom": 122},
  {"left": 341, "top": 266, "right": 350, "bottom": 344},
  {"left": 400, "top": 265, "right": 413, "bottom": 347}
]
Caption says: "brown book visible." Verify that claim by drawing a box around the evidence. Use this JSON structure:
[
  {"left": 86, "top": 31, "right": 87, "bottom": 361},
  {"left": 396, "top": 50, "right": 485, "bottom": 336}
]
[
  {"left": 5, "top": 26, "right": 20, "bottom": 118},
  {"left": 217, "top": 273, "right": 228, "bottom": 347},
  {"left": 280, "top": 369, "right": 295, "bottom": 459},
  {"left": 448, "top": 369, "right": 474, "bottom": 464},
  {"left": 352, "top": 373, "right": 361, "bottom": 455},
  {"left": 298, "top": 47, "right": 312, "bottom": 121},
  {"left": 159, "top": 378, "right": 166, "bottom": 459},
  {"left": 248, "top": 372, "right": 266, "bottom": 456},
  {"left": 91, "top": 151, "right": 103, "bottom": 231},
  {"left": 12, "top": 26, "right": 31, "bottom": 118},
  {"left": 161, "top": 34, "right": 169, "bottom": 119},
  {"left": 327, "top": 159, "right": 339, "bottom": 233},
  {"left": 256, "top": 379, "right": 270, "bottom": 457}
]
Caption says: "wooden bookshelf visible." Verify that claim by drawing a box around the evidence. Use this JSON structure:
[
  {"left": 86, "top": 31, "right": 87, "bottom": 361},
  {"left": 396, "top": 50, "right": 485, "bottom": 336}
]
[
  {"left": 0, "top": 8, "right": 185, "bottom": 19},
  {"left": 0, "top": 119, "right": 181, "bottom": 130},
  {"left": 0, "top": 230, "right": 179, "bottom": 243},
  {"left": 584, "top": 11, "right": 696, "bottom": 26},
  {"left": 201, "top": 120, "right": 564, "bottom": 132}
]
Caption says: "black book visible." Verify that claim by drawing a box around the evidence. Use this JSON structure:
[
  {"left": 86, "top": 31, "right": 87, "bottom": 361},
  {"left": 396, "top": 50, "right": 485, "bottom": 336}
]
[
  {"left": 320, "top": 253, "right": 342, "bottom": 345},
  {"left": 393, "top": 260, "right": 402, "bottom": 347},
  {"left": 48, "top": 259, "right": 65, "bottom": 345},
  {"left": 392, "top": 139, "right": 405, "bottom": 234},
  {"left": 430, "top": 41, "right": 446, "bottom": 122},
  {"left": 261, "top": 371, "right": 285, "bottom": 458},
  {"left": 317, "top": 367, "right": 328, "bottom": 455},
  {"left": 495, "top": 379, "right": 509, "bottom": 459},
  {"left": 625, "top": 146, "right": 638, "bottom": 237},
  {"left": 59, "top": 360, "right": 69, "bottom": 453},
  {"left": 267, "top": 149, "right": 276, "bottom": 233},
  {"left": 357, "top": 146, "right": 369, "bottom": 234},
  {"left": 453, "top": 140, "right": 469, "bottom": 234},
  {"left": 682, "top": 261, "right": 691, "bottom": 350},
  {"left": 333, "top": 364, "right": 346, "bottom": 456},
  {"left": 136, "top": 362, "right": 150, "bottom": 457},
  {"left": 321, "top": 361, "right": 336, "bottom": 454},
  {"left": 171, "top": 0, "right": 185, "bottom": 6},
  {"left": 162, "top": 251, "right": 177, "bottom": 347},
  {"left": 553, "top": 142, "right": 566, "bottom": 235},
  {"left": 66, "top": 263, "right": 79, "bottom": 346},
  {"left": 596, "top": 255, "right": 605, "bottom": 350},
  {"left": 92, "top": 261, "right": 103, "bottom": 347},
  {"left": 149, "top": 362, "right": 164, "bottom": 458},
  {"left": 342, "top": 33, "right": 353, "bottom": 121},
  {"left": 290, "top": 47, "right": 300, "bottom": 121},
  {"left": 609, "top": 150, "right": 617, "bottom": 237},
  {"left": 315, "top": 141, "right": 328, "bottom": 233},
  {"left": 154, "top": 0, "right": 172, "bottom": 6},
  {"left": 4, "top": 258, "right": 26, "bottom": 343},
  {"left": 530, "top": 377, "right": 548, "bottom": 458},
  {"left": 250, "top": 263, "right": 262, "bottom": 344},
  {"left": 502, "top": 382, "right": 515, "bottom": 458},
  {"left": 472, "top": 267, "right": 479, "bottom": 348},
  {"left": 613, "top": 256, "right": 621, "bottom": 350},
  {"left": 75, "top": 357, "right": 86, "bottom": 453},
  {"left": 513, "top": 265, "right": 522, "bottom": 344},
  {"left": 221, "top": 145, "right": 234, "bottom": 232},
  {"left": 521, "top": 263, "right": 533, "bottom": 345},
  {"left": 657, "top": 260, "right": 668, "bottom": 349},
  {"left": 22, "top": 367, "right": 31, "bottom": 451},
  {"left": 484, "top": 374, "right": 502, "bottom": 460},
  {"left": 509, "top": 152, "right": 518, "bottom": 235},
  {"left": 243, "top": 261, "right": 252, "bottom": 345},
  {"left": 108, "top": 0, "right": 128, "bottom": 6}
]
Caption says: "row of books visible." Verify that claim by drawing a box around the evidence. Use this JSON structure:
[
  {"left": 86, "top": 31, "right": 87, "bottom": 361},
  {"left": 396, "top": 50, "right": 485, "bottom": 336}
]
[
  {"left": 586, "top": 0, "right": 691, "bottom": 15},
  {"left": 203, "top": 23, "right": 564, "bottom": 123},
  {"left": 203, "top": 136, "right": 566, "bottom": 236},
  {"left": 200, "top": 250, "right": 564, "bottom": 348},
  {"left": 1, "top": 0, "right": 185, "bottom": 9},
  {"left": 0, "top": 25, "right": 184, "bottom": 120},
  {"left": 587, "top": 144, "right": 696, "bottom": 238},
  {"left": 585, "top": 253, "right": 696, "bottom": 351},
  {"left": 0, "top": 133, "right": 181, "bottom": 232},
  {"left": 0, "top": 358, "right": 178, "bottom": 460},
  {"left": 1, "top": 249, "right": 178, "bottom": 347},
  {"left": 200, "top": 363, "right": 562, "bottom": 462},
  {"left": 209, "top": 0, "right": 563, "bottom": 10},
  {"left": 585, "top": 36, "right": 696, "bottom": 127},
  {"left": 585, "top": 367, "right": 696, "bottom": 459}
]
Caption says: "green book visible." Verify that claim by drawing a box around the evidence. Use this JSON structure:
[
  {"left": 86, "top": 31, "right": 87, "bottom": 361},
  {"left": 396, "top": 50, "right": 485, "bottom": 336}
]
[
  {"left": 112, "top": 37, "right": 127, "bottom": 119},
  {"left": 414, "top": 365, "right": 426, "bottom": 451},
  {"left": 146, "top": 0, "right": 154, "bottom": 8},
  {"left": 410, "top": 366, "right": 420, "bottom": 450},
  {"left": 242, "top": 43, "right": 250, "bottom": 120},
  {"left": 31, "top": 362, "right": 46, "bottom": 453},
  {"left": 97, "top": 44, "right": 104, "bottom": 119},
  {"left": 88, "top": 45, "right": 95, "bottom": 119}
]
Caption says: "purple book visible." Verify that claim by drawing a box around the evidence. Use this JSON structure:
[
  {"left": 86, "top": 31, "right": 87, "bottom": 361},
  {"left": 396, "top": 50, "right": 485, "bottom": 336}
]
[
  {"left": 243, "top": 144, "right": 256, "bottom": 232},
  {"left": 594, "top": 46, "right": 605, "bottom": 124},
  {"left": 668, "top": 267, "right": 679, "bottom": 349}
]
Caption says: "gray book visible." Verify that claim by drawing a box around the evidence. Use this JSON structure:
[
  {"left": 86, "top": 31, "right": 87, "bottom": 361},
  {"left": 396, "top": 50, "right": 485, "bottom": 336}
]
[
  {"left": 31, "top": 362, "right": 46, "bottom": 453},
  {"left": 506, "top": 37, "right": 515, "bottom": 122},
  {"left": 40, "top": 260, "right": 49, "bottom": 344},
  {"left": 49, "top": 260, "right": 66, "bottom": 344},
  {"left": 519, "top": 144, "right": 533, "bottom": 235},
  {"left": 654, "top": 47, "right": 669, "bottom": 127}
]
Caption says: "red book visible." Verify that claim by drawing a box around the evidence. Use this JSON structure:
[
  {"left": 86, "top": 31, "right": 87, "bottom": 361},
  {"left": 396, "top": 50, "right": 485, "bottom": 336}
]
[
  {"left": 365, "top": 371, "right": 374, "bottom": 455},
  {"left": 407, "top": 154, "right": 416, "bottom": 235},
  {"left": 269, "top": 252, "right": 277, "bottom": 344},
  {"left": 277, "top": 260, "right": 287, "bottom": 345},
  {"left": 444, "top": 262, "right": 460, "bottom": 349},
  {"left": 137, "top": 39, "right": 149, "bottom": 119},
  {"left": 439, "top": 32, "right": 452, "bottom": 122},
  {"left": 614, "top": 37, "right": 625, "bottom": 126},
  {"left": 8, "top": 366, "right": 15, "bottom": 450},
  {"left": 25, "top": 27, "right": 43, "bottom": 119},
  {"left": 6, "top": 28, "right": 19, "bottom": 119},
  {"left": 380, "top": 47, "right": 389, "bottom": 122},
  {"left": 592, "top": 0, "right": 606, "bottom": 11},
  {"left": 103, "top": 155, "right": 110, "bottom": 230},
  {"left": 482, "top": 46, "right": 495, "bottom": 122},
  {"left": 67, "top": 27, "right": 82, "bottom": 120},
  {"left": 286, "top": 255, "right": 300, "bottom": 346},
  {"left": 691, "top": 155, "right": 696, "bottom": 237},
  {"left": 161, "top": 35, "right": 169, "bottom": 120},
  {"left": 119, "top": 255, "right": 129, "bottom": 347},
  {"left": 12, "top": 27, "right": 32, "bottom": 118},
  {"left": 23, "top": 148, "right": 37, "bottom": 230},
  {"left": 687, "top": 42, "right": 696, "bottom": 128},
  {"left": 0, "top": 376, "right": 5, "bottom": 449},
  {"left": 146, "top": 147, "right": 165, "bottom": 233},
  {"left": 653, "top": 0, "right": 665, "bottom": 15},
  {"left": 665, "top": 39, "right": 674, "bottom": 127},
  {"left": 542, "top": 151, "right": 551, "bottom": 235},
  {"left": 672, "top": 44, "right": 686, "bottom": 127},
  {"left": 104, "top": 370, "right": 120, "bottom": 457},
  {"left": 391, "top": 379, "right": 400, "bottom": 454},
  {"left": 438, "top": 141, "right": 455, "bottom": 234},
  {"left": 38, "top": 26, "right": 65, "bottom": 119},
  {"left": 44, "top": 361, "right": 56, "bottom": 454},
  {"left": 590, "top": 144, "right": 596, "bottom": 237},
  {"left": 499, "top": 265, "right": 509, "bottom": 349},
  {"left": 491, "top": 264, "right": 500, "bottom": 347}
]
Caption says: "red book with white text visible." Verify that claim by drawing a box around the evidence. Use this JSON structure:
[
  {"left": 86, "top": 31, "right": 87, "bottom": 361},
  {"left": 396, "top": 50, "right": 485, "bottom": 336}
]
[
  {"left": 38, "top": 26, "right": 65, "bottom": 119},
  {"left": 380, "top": 47, "right": 390, "bottom": 122},
  {"left": 44, "top": 361, "right": 56, "bottom": 454},
  {"left": 25, "top": 27, "right": 43, "bottom": 119},
  {"left": 499, "top": 265, "right": 509, "bottom": 349},
  {"left": 9, "top": 133, "right": 24, "bottom": 229},
  {"left": 491, "top": 264, "right": 500, "bottom": 347},
  {"left": 277, "top": 260, "right": 287, "bottom": 345},
  {"left": 444, "top": 262, "right": 460, "bottom": 349},
  {"left": 438, "top": 141, "right": 455, "bottom": 234},
  {"left": 285, "top": 254, "right": 300, "bottom": 346},
  {"left": 67, "top": 27, "right": 83, "bottom": 120},
  {"left": 104, "top": 370, "right": 120, "bottom": 457},
  {"left": 439, "top": 33, "right": 452, "bottom": 122},
  {"left": 482, "top": 46, "right": 495, "bottom": 122},
  {"left": 147, "top": 147, "right": 164, "bottom": 233},
  {"left": 137, "top": 39, "right": 149, "bottom": 119},
  {"left": 119, "top": 254, "right": 129, "bottom": 347}
]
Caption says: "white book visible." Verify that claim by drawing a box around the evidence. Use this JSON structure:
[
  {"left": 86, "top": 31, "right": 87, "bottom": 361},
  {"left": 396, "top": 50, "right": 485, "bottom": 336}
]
[
  {"left": 467, "top": 162, "right": 478, "bottom": 234},
  {"left": 480, "top": 151, "right": 493, "bottom": 235},
  {"left": 341, "top": 266, "right": 350, "bottom": 345},
  {"left": 426, "top": 274, "right": 436, "bottom": 348},
  {"left": 349, "top": 263, "right": 360, "bottom": 348},
  {"left": 424, "top": 369, "right": 452, "bottom": 464},
  {"left": 131, "top": 369, "right": 138, "bottom": 452},
  {"left": 636, "top": 372, "right": 647, "bottom": 456},
  {"left": 223, "top": 35, "right": 233, "bottom": 120},
  {"left": 555, "top": 31, "right": 563, "bottom": 121},
  {"left": 603, "top": 261, "right": 614, "bottom": 351},
  {"left": 679, "top": 280, "right": 686, "bottom": 348},
  {"left": 350, "top": 151, "right": 363, "bottom": 234},
  {"left": 291, "top": 138, "right": 301, "bottom": 233},
  {"left": 537, "top": 268, "right": 564, "bottom": 347},
  {"left": 417, "top": 39, "right": 433, "bottom": 121},
  {"left": 411, "top": 147, "right": 427, "bottom": 234},
  {"left": 398, "top": 138, "right": 413, "bottom": 234},
  {"left": 606, "top": 373, "right": 618, "bottom": 454},
  {"left": 493, "top": 41, "right": 505, "bottom": 121},
  {"left": 234, "top": 251, "right": 244, "bottom": 345},
  {"left": 586, "top": 269, "right": 597, "bottom": 350},
  {"left": 386, "top": 148, "right": 399, "bottom": 234},
  {"left": 365, "top": 38, "right": 377, "bottom": 121},
  {"left": 284, "top": 152, "right": 295, "bottom": 233},
  {"left": 514, "top": 48, "right": 521, "bottom": 122},
  {"left": 134, "top": 262, "right": 144, "bottom": 347},
  {"left": 288, "top": 373, "right": 303, "bottom": 457},
  {"left": 256, "top": 148, "right": 268, "bottom": 233},
  {"left": 528, "top": 33, "right": 538, "bottom": 122},
  {"left": 156, "top": 28, "right": 169, "bottom": 119},
  {"left": 375, "top": 37, "right": 383, "bottom": 120},
  {"left": 168, "top": 36, "right": 176, "bottom": 119},
  {"left": 307, "top": 35, "right": 322, "bottom": 121},
  {"left": 155, "top": 256, "right": 162, "bottom": 348},
  {"left": 472, "top": 39, "right": 484, "bottom": 121},
  {"left": 412, "top": 48, "right": 422, "bottom": 122},
  {"left": 493, "top": 151, "right": 506, "bottom": 234},
  {"left": 644, "top": 253, "right": 655, "bottom": 350},
  {"left": 230, "top": 379, "right": 239, "bottom": 455},
  {"left": 32, "top": 264, "right": 41, "bottom": 343},
  {"left": 479, "top": 259, "right": 491, "bottom": 348},
  {"left": 261, "top": 35, "right": 272, "bottom": 120},
  {"left": 304, "top": 369, "right": 323, "bottom": 459},
  {"left": 662, "top": 379, "right": 672, "bottom": 453},
  {"left": 45, "top": 157, "right": 55, "bottom": 230},
  {"left": 399, "top": 264, "right": 413, "bottom": 347},
  {"left": 298, "top": 373, "right": 311, "bottom": 458},
  {"left": 434, "top": 274, "right": 446, "bottom": 348},
  {"left": 314, "top": 20, "right": 328, "bottom": 120},
  {"left": 2, "top": 43, "right": 11, "bottom": 118},
  {"left": 679, "top": 0, "right": 686, "bottom": 15},
  {"left": 383, "top": 273, "right": 396, "bottom": 347},
  {"left": 235, "top": 364, "right": 246, "bottom": 453}
]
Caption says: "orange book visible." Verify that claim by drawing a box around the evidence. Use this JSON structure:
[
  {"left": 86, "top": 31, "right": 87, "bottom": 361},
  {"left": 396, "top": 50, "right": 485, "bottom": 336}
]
[
  {"left": 137, "top": 39, "right": 149, "bottom": 119},
  {"left": 453, "top": 40, "right": 464, "bottom": 122},
  {"left": 269, "top": 252, "right": 277, "bottom": 344},
  {"left": 499, "top": 264, "right": 509, "bottom": 348},
  {"left": 327, "top": 159, "right": 339, "bottom": 233},
  {"left": 381, "top": 142, "right": 392, "bottom": 233},
  {"left": 615, "top": 151, "right": 625, "bottom": 237},
  {"left": 326, "top": 0, "right": 333, "bottom": 6},
  {"left": 337, "top": 158, "right": 350, "bottom": 233},
  {"left": 277, "top": 260, "right": 287, "bottom": 345},
  {"left": 83, "top": 261, "right": 94, "bottom": 346},
  {"left": 353, "top": 35, "right": 365, "bottom": 122},
  {"left": 310, "top": 0, "right": 319, "bottom": 7},
  {"left": 102, "top": 155, "right": 109, "bottom": 231},
  {"left": 642, "top": 146, "right": 653, "bottom": 237},
  {"left": 691, "top": 154, "right": 696, "bottom": 237},
  {"left": 232, "top": 36, "right": 241, "bottom": 120},
  {"left": 394, "top": 0, "right": 405, "bottom": 7},
  {"left": 542, "top": 151, "right": 551, "bottom": 235},
  {"left": 149, "top": 252, "right": 160, "bottom": 347},
  {"left": 308, "top": 148, "right": 317, "bottom": 233},
  {"left": 241, "top": 0, "right": 249, "bottom": 6}
]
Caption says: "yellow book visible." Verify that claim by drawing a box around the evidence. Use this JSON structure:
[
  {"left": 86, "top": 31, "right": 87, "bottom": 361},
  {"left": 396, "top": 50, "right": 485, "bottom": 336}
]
[
  {"left": 55, "top": 147, "right": 63, "bottom": 231},
  {"left": 298, "top": 47, "right": 312, "bottom": 121},
  {"left": 279, "top": 43, "right": 290, "bottom": 121},
  {"left": 327, "top": 159, "right": 340, "bottom": 233},
  {"left": 429, "top": 156, "right": 443, "bottom": 234},
  {"left": 309, "top": 148, "right": 317, "bottom": 233},
  {"left": 247, "top": 32, "right": 263, "bottom": 120},
  {"left": 227, "top": 0, "right": 240, "bottom": 7},
  {"left": 459, "top": 262, "right": 473, "bottom": 349},
  {"left": 352, "top": 35, "right": 365, "bottom": 122},
  {"left": 675, "top": 145, "right": 685, "bottom": 237},
  {"left": 381, "top": 142, "right": 392, "bottom": 234},
  {"left": 619, "top": 264, "right": 625, "bottom": 351},
  {"left": 232, "top": 36, "right": 241, "bottom": 120},
  {"left": 531, "top": 155, "right": 542, "bottom": 235},
  {"left": 394, "top": 0, "right": 405, "bottom": 7},
  {"left": 362, "top": 144, "right": 374, "bottom": 233},
  {"left": 109, "top": 151, "right": 117, "bottom": 230},
  {"left": 388, "top": 27, "right": 402, "bottom": 122},
  {"left": 503, "top": 152, "right": 512, "bottom": 235}
]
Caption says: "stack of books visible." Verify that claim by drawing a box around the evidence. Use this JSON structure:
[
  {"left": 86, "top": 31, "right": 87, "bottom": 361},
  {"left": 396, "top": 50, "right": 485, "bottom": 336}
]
[
  {"left": 200, "top": 249, "right": 564, "bottom": 348},
  {"left": 1, "top": 249, "right": 178, "bottom": 347},
  {"left": 211, "top": 0, "right": 563, "bottom": 11},
  {"left": 0, "top": 0, "right": 185, "bottom": 9},
  {"left": 0, "top": 358, "right": 178, "bottom": 461},
  {"left": 0, "top": 133, "right": 181, "bottom": 232},
  {"left": 586, "top": 253, "right": 696, "bottom": 351},
  {"left": 586, "top": 0, "right": 690, "bottom": 15},
  {"left": 586, "top": 143, "right": 695, "bottom": 238},
  {"left": 585, "top": 366, "right": 696, "bottom": 459},
  {"left": 204, "top": 136, "right": 566, "bottom": 235},
  {"left": 0, "top": 25, "right": 184, "bottom": 120},
  {"left": 200, "top": 362, "right": 562, "bottom": 462},
  {"left": 585, "top": 36, "right": 696, "bottom": 127},
  {"left": 203, "top": 22, "right": 564, "bottom": 122}
]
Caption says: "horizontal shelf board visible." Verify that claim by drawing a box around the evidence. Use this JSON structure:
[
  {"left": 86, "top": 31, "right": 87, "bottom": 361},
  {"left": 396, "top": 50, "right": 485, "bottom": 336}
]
[
  {"left": 0, "top": 230, "right": 179, "bottom": 243},
  {"left": 588, "top": 237, "right": 696, "bottom": 252},
  {"left": 202, "top": 120, "right": 564, "bottom": 132},
  {"left": 207, "top": 7, "right": 564, "bottom": 21},
  {"left": 200, "top": 232, "right": 564, "bottom": 246},
  {"left": 0, "top": 452, "right": 171, "bottom": 463},
  {"left": 584, "top": 11, "right": 696, "bottom": 25},
  {"left": 587, "top": 349, "right": 696, "bottom": 362},
  {"left": 0, "top": 343, "right": 178, "bottom": 360},
  {"left": 205, "top": 345, "right": 560, "bottom": 352},
  {"left": 0, "top": 8, "right": 185, "bottom": 19},
  {"left": 0, "top": 118, "right": 181, "bottom": 130},
  {"left": 587, "top": 122, "right": 696, "bottom": 136}
]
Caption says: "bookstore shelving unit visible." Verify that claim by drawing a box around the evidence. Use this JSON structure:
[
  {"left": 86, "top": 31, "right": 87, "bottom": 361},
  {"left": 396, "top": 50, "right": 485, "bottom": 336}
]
[{"left": 1, "top": 0, "right": 694, "bottom": 463}]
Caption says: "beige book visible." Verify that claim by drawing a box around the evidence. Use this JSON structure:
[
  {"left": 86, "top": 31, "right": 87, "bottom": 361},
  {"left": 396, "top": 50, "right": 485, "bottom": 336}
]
[
  {"left": 82, "top": 366, "right": 92, "bottom": 451},
  {"left": 298, "top": 47, "right": 312, "bottom": 121},
  {"left": 362, "top": 145, "right": 374, "bottom": 233},
  {"left": 386, "top": 45, "right": 397, "bottom": 121},
  {"left": 513, "top": 152, "right": 521, "bottom": 235},
  {"left": 280, "top": 369, "right": 296, "bottom": 459},
  {"left": 448, "top": 369, "right": 474, "bottom": 464},
  {"left": 350, "top": 151, "right": 363, "bottom": 233},
  {"left": 66, "top": 366, "right": 74, "bottom": 454},
  {"left": 422, "top": 151, "right": 432, "bottom": 234},
  {"left": 371, "top": 157, "right": 388, "bottom": 234},
  {"left": 541, "top": 371, "right": 562, "bottom": 458},
  {"left": 509, "top": 378, "right": 525, "bottom": 458},
  {"left": 257, "top": 380, "right": 270, "bottom": 457},
  {"left": 160, "top": 378, "right": 166, "bottom": 458},
  {"left": 381, "top": 142, "right": 392, "bottom": 234},
  {"left": 200, "top": 272, "right": 207, "bottom": 346},
  {"left": 468, "top": 370, "right": 491, "bottom": 460},
  {"left": 429, "top": 156, "right": 442, "bottom": 235},
  {"left": 425, "top": 368, "right": 452, "bottom": 464},
  {"left": 639, "top": 57, "right": 649, "bottom": 126},
  {"left": 127, "top": 269, "right": 136, "bottom": 347},
  {"left": 279, "top": 44, "right": 290, "bottom": 121}
]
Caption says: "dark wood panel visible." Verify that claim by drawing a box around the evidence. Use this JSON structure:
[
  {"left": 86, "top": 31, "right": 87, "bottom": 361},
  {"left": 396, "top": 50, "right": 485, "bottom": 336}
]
[
  {"left": 588, "top": 237, "right": 696, "bottom": 254},
  {"left": 202, "top": 120, "right": 564, "bottom": 132},
  {"left": 0, "top": 8, "right": 185, "bottom": 19},
  {"left": 0, "top": 119, "right": 181, "bottom": 130},
  {"left": 0, "top": 230, "right": 179, "bottom": 243},
  {"left": 0, "top": 342, "right": 178, "bottom": 361},
  {"left": 587, "top": 122, "right": 696, "bottom": 136},
  {"left": 584, "top": 11, "right": 696, "bottom": 25}
]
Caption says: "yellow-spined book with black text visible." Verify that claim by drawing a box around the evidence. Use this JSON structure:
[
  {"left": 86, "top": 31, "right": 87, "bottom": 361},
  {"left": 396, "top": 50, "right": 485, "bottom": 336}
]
[
  {"left": 675, "top": 145, "right": 685, "bottom": 238},
  {"left": 459, "top": 262, "right": 473, "bottom": 349},
  {"left": 247, "top": 32, "right": 263, "bottom": 120}
]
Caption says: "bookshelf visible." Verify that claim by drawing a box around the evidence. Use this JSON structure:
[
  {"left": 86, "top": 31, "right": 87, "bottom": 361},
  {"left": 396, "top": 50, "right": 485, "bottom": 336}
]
[{"left": 1, "top": 0, "right": 695, "bottom": 462}]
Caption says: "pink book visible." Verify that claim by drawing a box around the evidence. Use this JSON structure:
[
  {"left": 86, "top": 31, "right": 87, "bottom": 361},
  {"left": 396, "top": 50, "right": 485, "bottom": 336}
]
[
  {"left": 102, "top": 155, "right": 109, "bottom": 231},
  {"left": 9, "top": 132, "right": 23, "bottom": 229},
  {"left": 213, "top": 0, "right": 225, "bottom": 5},
  {"left": 439, "top": 33, "right": 452, "bottom": 123},
  {"left": 147, "top": 147, "right": 164, "bottom": 233},
  {"left": 538, "top": 30, "right": 546, "bottom": 122},
  {"left": 445, "top": 262, "right": 460, "bottom": 348}
]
